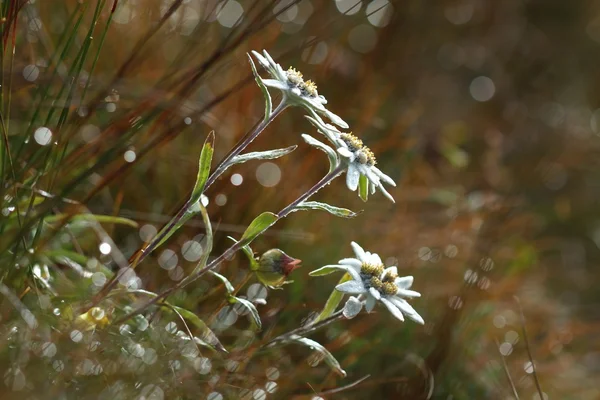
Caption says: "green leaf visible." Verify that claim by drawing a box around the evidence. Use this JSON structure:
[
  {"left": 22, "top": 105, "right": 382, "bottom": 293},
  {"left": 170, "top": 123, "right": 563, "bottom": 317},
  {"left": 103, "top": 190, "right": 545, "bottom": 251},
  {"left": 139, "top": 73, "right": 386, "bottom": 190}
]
[
  {"left": 44, "top": 213, "right": 139, "bottom": 228},
  {"left": 154, "top": 200, "right": 202, "bottom": 250},
  {"left": 358, "top": 174, "right": 369, "bottom": 202},
  {"left": 301, "top": 134, "right": 339, "bottom": 173},
  {"left": 308, "top": 265, "right": 347, "bottom": 277},
  {"left": 248, "top": 53, "right": 272, "bottom": 120},
  {"left": 229, "top": 145, "right": 297, "bottom": 166},
  {"left": 227, "top": 236, "right": 258, "bottom": 270},
  {"left": 209, "top": 271, "right": 234, "bottom": 294},
  {"left": 313, "top": 273, "right": 353, "bottom": 323},
  {"left": 289, "top": 335, "right": 346, "bottom": 377},
  {"left": 170, "top": 304, "right": 227, "bottom": 353},
  {"left": 232, "top": 296, "right": 262, "bottom": 330},
  {"left": 240, "top": 212, "right": 277, "bottom": 245},
  {"left": 294, "top": 201, "right": 360, "bottom": 219},
  {"left": 190, "top": 131, "right": 215, "bottom": 204},
  {"left": 189, "top": 201, "right": 213, "bottom": 276}
]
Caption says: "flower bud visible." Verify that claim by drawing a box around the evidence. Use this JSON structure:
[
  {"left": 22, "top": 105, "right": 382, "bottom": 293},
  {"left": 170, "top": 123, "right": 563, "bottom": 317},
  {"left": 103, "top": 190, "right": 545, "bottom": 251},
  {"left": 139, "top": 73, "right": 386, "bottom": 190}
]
[{"left": 255, "top": 249, "right": 301, "bottom": 288}]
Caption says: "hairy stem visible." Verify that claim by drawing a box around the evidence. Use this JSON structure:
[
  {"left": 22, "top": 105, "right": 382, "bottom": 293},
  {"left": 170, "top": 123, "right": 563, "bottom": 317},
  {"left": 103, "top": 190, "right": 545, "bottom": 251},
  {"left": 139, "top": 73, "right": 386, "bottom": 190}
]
[
  {"left": 130, "top": 101, "right": 288, "bottom": 267},
  {"left": 114, "top": 164, "right": 345, "bottom": 324}
]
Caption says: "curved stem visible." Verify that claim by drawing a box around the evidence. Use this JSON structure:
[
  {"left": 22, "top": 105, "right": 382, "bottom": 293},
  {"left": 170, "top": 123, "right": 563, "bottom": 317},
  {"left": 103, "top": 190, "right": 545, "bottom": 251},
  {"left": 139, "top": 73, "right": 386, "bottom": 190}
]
[
  {"left": 261, "top": 309, "right": 345, "bottom": 349},
  {"left": 114, "top": 164, "right": 345, "bottom": 325},
  {"left": 203, "top": 100, "right": 288, "bottom": 191},
  {"left": 95, "top": 102, "right": 288, "bottom": 305}
]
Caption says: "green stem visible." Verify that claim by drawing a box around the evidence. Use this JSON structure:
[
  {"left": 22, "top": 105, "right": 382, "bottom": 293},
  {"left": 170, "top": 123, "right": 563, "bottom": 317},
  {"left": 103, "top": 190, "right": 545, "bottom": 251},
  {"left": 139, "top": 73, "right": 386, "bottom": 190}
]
[{"left": 114, "top": 164, "right": 345, "bottom": 325}]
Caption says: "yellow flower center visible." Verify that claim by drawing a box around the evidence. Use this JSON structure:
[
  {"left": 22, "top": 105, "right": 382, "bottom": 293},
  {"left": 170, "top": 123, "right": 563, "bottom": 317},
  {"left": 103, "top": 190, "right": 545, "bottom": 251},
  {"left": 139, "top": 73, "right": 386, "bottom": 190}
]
[
  {"left": 340, "top": 133, "right": 377, "bottom": 166},
  {"left": 382, "top": 272, "right": 398, "bottom": 283},
  {"left": 361, "top": 263, "right": 384, "bottom": 277},
  {"left": 382, "top": 282, "right": 398, "bottom": 296},
  {"left": 286, "top": 67, "right": 319, "bottom": 98},
  {"left": 370, "top": 276, "right": 383, "bottom": 289},
  {"left": 286, "top": 67, "right": 304, "bottom": 86},
  {"left": 303, "top": 80, "right": 319, "bottom": 97}
]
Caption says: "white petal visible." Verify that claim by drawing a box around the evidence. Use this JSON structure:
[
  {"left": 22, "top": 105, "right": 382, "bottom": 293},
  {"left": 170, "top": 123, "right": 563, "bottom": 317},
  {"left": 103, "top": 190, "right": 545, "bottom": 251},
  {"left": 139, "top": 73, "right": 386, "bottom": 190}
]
[
  {"left": 372, "top": 166, "right": 396, "bottom": 187},
  {"left": 365, "top": 295, "right": 377, "bottom": 312},
  {"left": 304, "top": 96, "right": 327, "bottom": 111},
  {"left": 323, "top": 109, "right": 349, "bottom": 129},
  {"left": 318, "top": 94, "right": 328, "bottom": 105},
  {"left": 346, "top": 165, "right": 360, "bottom": 191},
  {"left": 252, "top": 50, "right": 269, "bottom": 67},
  {"left": 262, "top": 50, "right": 277, "bottom": 68},
  {"left": 337, "top": 147, "right": 353, "bottom": 159},
  {"left": 396, "top": 289, "right": 421, "bottom": 298},
  {"left": 262, "top": 79, "right": 288, "bottom": 90},
  {"left": 377, "top": 182, "right": 395, "bottom": 203},
  {"left": 364, "top": 168, "right": 381, "bottom": 186},
  {"left": 343, "top": 297, "right": 363, "bottom": 319},
  {"left": 338, "top": 258, "right": 362, "bottom": 270},
  {"left": 395, "top": 276, "right": 414, "bottom": 289},
  {"left": 380, "top": 297, "right": 405, "bottom": 322},
  {"left": 369, "top": 287, "right": 381, "bottom": 300},
  {"left": 350, "top": 242, "right": 366, "bottom": 262},
  {"left": 335, "top": 280, "right": 367, "bottom": 294},
  {"left": 389, "top": 297, "right": 425, "bottom": 325},
  {"left": 370, "top": 181, "right": 377, "bottom": 195},
  {"left": 367, "top": 252, "right": 383, "bottom": 266},
  {"left": 273, "top": 64, "right": 287, "bottom": 81}
]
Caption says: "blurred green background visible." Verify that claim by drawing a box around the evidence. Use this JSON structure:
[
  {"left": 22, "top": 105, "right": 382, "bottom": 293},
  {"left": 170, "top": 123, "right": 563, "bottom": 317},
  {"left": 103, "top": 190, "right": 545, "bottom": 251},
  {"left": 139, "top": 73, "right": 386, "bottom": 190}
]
[{"left": 2, "top": 0, "right": 600, "bottom": 399}]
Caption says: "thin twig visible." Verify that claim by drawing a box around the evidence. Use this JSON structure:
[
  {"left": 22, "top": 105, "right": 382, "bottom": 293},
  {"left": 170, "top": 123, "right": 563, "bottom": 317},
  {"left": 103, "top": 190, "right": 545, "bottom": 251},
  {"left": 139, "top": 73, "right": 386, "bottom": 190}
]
[
  {"left": 316, "top": 374, "right": 371, "bottom": 396},
  {"left": 113, "top": 165, "right": 345, "bottom": 325},
  {"left": 495, "top": 338, "right": 520, "bottom": 400},
  {"left": 261, "top": 309, "right": 345, "bottom": 350},
  {"left": 515, "top": 296, "right": 543, "bottom": 399}
]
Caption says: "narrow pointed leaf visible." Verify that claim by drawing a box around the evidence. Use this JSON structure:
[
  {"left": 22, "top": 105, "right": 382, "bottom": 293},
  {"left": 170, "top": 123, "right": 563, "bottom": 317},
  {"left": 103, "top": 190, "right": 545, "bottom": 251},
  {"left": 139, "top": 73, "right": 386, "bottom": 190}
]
[
  {"left": 154, "top": 200, "right": 202, "bottom": 250},
  {"left": 309, "top": 265, "right": 347, "bottom": 277},
  {"left": 190, "top": 131, "right": 215, "bottom": 204},
  {"left": 301, "top": 134, "right": 338, "bottom": 173},
  {"left": 240, "top": 212, "right": 277, "bottom": 245},
  {"left": 293, "top": 201, "right": 360, "bottom": 218},
  {"left": 170, "top": 305, "right": 227, "bottom": 353},
  {"left": 232, "top": 296, "right": 262, "bottom": 330},
  {"left": 358, "top": 174, "right": 369, "bottom": 202},
  {"left": 209, "top": 271, "right": 235, "bottom": 294},
  {"left": 248, "top": 53, "right": 272, "bottom": 120},
  {"left": 289, "top": 336, "right": 346, "bottom": 377},
  {"left": 229, "top": 146, "right": 297, "bottom": 166},
  {"left": 44, "top": 213, "right": 139, "bottom": 228},
  {"left": 314, "top": 273, "right": 353, "bottom": 323},
  {"left": 189, "top": 201, "right": 213, "bottom": 276}
]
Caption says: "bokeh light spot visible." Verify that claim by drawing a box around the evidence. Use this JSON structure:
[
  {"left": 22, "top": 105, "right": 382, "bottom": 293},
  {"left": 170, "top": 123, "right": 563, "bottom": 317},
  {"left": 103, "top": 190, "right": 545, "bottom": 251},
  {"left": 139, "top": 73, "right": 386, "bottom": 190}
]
[
  {"left": 366, "top": 0, "right": 393, "bottom": 28},
  {"left": 302, "top": 40, "right": 328, "bottom": 65},
  {"left": 470, "top": 76, "right": 495, "bottom": 102},
  {"left": 34, "top": 127, "right": 52, "bottom": 146},
  {"left": 23, "top": 65, "right": 39, "bottom": 82},
  {"left": 217, "top": 1, "right": 243, "bottom": 28},
  {"left": 256, "top": 162, "right": 281, "bottom": 187},
  {"left": 336, "top": 0, "right": 362, "bottom": 15},
  {"left": 348, "top": 24, "right": 378, "bottom": 53},
  {"left": 231, "top": 173, "right": 243, "bottom": 186}
]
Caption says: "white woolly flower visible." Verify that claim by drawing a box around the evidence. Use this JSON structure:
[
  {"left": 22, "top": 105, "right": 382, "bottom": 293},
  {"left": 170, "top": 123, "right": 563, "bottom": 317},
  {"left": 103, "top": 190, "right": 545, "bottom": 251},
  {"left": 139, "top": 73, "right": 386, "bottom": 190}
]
[
  {"left": 305, "top": 116, "right": 396, "bottom": 203},
  {"left": 310, "top": 242, "right": 424, "bottom": 324},
  {"left": 250, "top": 50, "right": 348, "bottom": 129}
]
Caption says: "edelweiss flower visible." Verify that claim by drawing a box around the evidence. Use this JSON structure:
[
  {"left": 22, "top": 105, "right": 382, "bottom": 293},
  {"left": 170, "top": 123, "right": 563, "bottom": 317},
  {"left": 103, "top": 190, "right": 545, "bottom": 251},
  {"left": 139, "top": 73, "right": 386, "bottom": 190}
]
[
  {"left": 305, "top": 116, "right": 396, "bottom": 203},
  {"left": 310, "top": 242, "right": 424, "bottom": 324},
  {"left": 250, "top": 50, "right": 348, "bottom": 129}
]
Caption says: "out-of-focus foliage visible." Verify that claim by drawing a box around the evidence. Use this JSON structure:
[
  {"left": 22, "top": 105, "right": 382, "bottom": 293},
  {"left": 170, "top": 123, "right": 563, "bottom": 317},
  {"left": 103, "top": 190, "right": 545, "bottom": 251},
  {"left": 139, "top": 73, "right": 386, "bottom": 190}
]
[{"left": 1, "top": 0, "right": 600, "bottom": 399}]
